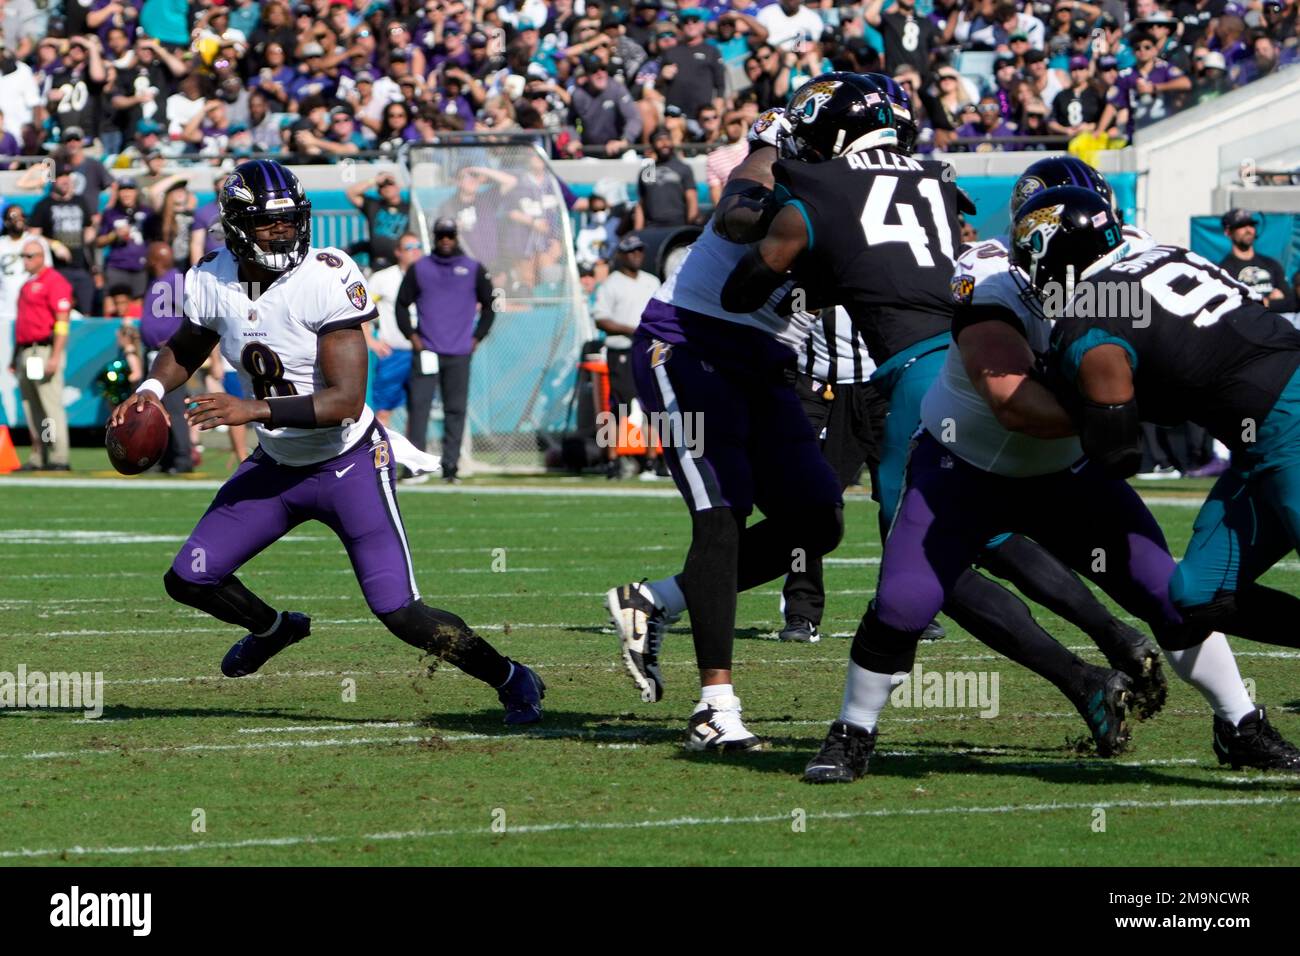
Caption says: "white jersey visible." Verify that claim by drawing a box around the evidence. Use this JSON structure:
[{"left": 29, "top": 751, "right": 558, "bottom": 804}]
[
  {"left": 800, "top": 306, "right": 876, "bottom": 384},
  {"left": 0, "top": 233, "right": 49, "bottom": 319},
  {"left": 184, "top": 246, "right": 378, "bottom": 467},
  {"left": 653, "top": 224, "right": 812, "bottom": 354},
  {"left": 920, "top": 225, "right": 1155, "bottom": 477},
  {"left": 368, "top": 264, "right": 412, "bottom": 351}
]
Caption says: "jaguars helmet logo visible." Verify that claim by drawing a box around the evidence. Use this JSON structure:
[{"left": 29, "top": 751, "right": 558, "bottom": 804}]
[
  {"left": 1012, "top": 175, "right": 1045, "bottom": 213},
  {"left": 950, "top": 273, "right": 975, "bottom": 305},
  {"left": 789, "top": 79, "right": 842, "bottom": 122},
  {"left": 346, "top": 280, "right": 368, "bottom": 311},
  {"left": 1013, "top": 203, "right": 1065, "bottom": 258},
  {"left": 223, "top": 173, "right": 255, "bottom": 205}
]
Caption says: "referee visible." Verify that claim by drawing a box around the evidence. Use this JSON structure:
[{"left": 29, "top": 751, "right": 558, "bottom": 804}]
[
  {"left": 779, "top": 307, "right": 887, "bottom": 643},
  {"left": 396, "top": 217, "right": 496, "bottom": 484}
]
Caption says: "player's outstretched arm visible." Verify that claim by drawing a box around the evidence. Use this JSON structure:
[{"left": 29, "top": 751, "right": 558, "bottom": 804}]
[
  {"left": 719, "top": 204, "right": 807, "bottom": 314},
  {"left": 957, "top": 319, "right": 1076, "bottom": 438},
  {"left": 109, "top": 321, "right": 220, "bottom": 428}
]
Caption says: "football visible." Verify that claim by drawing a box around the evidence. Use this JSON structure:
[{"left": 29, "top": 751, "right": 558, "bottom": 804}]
[{"left": 105, "top": 401, "right": 169, "bottom": 475}]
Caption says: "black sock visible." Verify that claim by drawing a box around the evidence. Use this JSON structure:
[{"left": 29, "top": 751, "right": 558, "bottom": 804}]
[
  {"left": 945, "top": 568, "right": 1091, "bottom": 694},
  {"left": 164, "top": 569, "right": 277, "bottom": 634},
  {"left": 681, "top": 508, "right": 742, "bottom": 672},
  {"left": 736, "top": 504, "right": 843, "bottom": 592},
  {"left": 981, "top": 534, "right": 1148, "bottom": 665},
  {"left": 1200, "top": 585, "right": 1300, "bottom": 648},
  {"left": 379, "top": 601, "right": 512, "bottom": 686}
]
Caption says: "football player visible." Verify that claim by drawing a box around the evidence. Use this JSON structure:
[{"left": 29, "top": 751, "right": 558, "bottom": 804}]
[
  {"left": 109, "top": 159, "right": 545, "bottom": 725},
  {"left": 1017, "top": 185, "right": 1300, "bottom": 769},
  {"left": 723, "top": 78, "right": 1159, "bottom": 774},
  {"left": 606, "top": 106, "right": 844, "bottom": 751}
]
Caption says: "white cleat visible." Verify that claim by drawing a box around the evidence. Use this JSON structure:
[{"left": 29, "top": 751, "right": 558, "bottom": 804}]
[
  {"left": 686, "top": 695, "right": 763, "bottom": 752},
  {"left": 605, "top": 581, "right": 676, "bottom": 702}
]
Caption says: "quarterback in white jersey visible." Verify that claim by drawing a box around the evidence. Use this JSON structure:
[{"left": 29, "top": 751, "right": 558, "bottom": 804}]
[{"left": 109, "top": 160, "right": 545, "bottom": 724}]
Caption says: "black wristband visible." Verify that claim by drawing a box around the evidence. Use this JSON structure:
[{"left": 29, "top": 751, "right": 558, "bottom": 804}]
[{"left": 266, "top": 394, "right": 317, "bottom": 429}]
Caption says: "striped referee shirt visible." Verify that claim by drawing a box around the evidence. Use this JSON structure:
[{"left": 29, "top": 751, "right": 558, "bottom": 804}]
[{"left": 799, "top": 306, "right": 877, "bottom": 386}]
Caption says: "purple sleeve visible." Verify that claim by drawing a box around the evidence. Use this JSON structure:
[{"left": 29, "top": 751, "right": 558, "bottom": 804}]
[{"left": 559, "top": 177, "right": 578, "bottom": 210}]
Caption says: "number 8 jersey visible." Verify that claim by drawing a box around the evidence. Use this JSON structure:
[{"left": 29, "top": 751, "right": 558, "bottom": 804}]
[
  {"left": 184, "top": 245, "right": 379, "bottom": 466},
  {"left": 1050, "top": 244, "right": 1300, "bottom": 452},
  {"left": 772, "top": 149, "right": 961, "bottom": 365}
]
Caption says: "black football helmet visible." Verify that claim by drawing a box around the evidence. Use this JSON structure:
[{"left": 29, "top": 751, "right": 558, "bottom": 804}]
[
  {"left": 1009, "top": 156, "right": 1114, "bottom": 218},
  {"left": 864, "top": 73, "right": 918, "bottom": 155},
  {"left": 784, "top": 72, "right": 897, "bottom": 163},
  {"left": 1010, "top": 186, "right": 1129, "bottom": 306},
  {"left": 220, "top": 159, "right": 312, "bottom": 272}
]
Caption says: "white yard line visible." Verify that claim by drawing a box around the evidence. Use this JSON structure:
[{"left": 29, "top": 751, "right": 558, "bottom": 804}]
[{"left": 1, "top": 794, "right": 1293, "bottom": 861}]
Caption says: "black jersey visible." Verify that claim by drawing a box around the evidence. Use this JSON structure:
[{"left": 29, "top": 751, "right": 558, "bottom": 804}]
[
  {"left": 772, "top": 149, "right": 960, "bottom": 365},
  {"left": 1049, "top": 244, "right": 1300, "bottom": 451}
]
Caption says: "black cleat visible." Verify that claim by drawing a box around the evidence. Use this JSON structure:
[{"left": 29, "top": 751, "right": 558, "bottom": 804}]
[
  {"left": 1213, "top": 708, "right": 1300, "bottom": 771},
  {"left": 779, "top": 615, "right": 821, "bottom": 643},
  {"left": 221, "top": 612, "right": 311, "bottom": 677},
  {"left": 803, "top": 720, "right": 878, "bottom": 783},
  {"left": 1094, "top": 623, "right": 1168, "bottom": 721},
  {"left": 920, "top": 620, "right": 946, "bottom": 642},
  {"left": 1067, "top": 666, "right": 1132, "bottom": 757}
]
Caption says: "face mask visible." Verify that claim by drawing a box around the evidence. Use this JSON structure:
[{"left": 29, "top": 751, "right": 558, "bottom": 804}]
[{"left": 591, "top": 210, "right": 608, "bottom": 224}]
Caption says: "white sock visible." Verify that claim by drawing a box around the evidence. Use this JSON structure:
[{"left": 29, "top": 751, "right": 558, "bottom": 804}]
[
  {"left": 254, "top": 611, "right": 283, "bottom": 638},
  {"left": 839, "top": 662, "right": 897, "bottom": 732},
  {"left": 646, "top": 575, "right": 687, "bottom": 617},
  {"left": 1165, "top": 632, "right": 1256, "bottom": 725},
  {"left": 700, "top": 682, "right": 734, "bottom": 703}
]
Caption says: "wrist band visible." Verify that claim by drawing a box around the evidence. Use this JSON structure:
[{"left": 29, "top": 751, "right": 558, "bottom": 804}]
[
  {"left": 266, "top": 394, "right": 317, "bottom": 429},
  {"left": 53, "top": 320, "right": 69, "bottom": 335},
  {"left": 136, "top": 378, "right": 165, "bottom": 400}
]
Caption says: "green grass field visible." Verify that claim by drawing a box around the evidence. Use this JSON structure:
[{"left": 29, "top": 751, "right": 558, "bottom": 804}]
[{"left": 2, "top": 458, "right": 1299, "bottom": 866}]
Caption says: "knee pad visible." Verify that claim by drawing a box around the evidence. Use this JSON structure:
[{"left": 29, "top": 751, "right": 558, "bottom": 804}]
[
  {"left": 850, "top": 601, "right": 921, "bottom": 675},
  {"left": 163, "top": 568, "right": 213, "bottom": 606},
  {"left": 379, "top": 600, "right": 473, "bottom": 655},
  {"left": 1156, "top": 594, "right": 1236, "bottom": 651}
]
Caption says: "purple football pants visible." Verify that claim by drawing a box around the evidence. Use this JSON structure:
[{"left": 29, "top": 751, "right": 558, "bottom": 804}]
[{"left": 170, "top": 423, "right": 419, "bottom": 615}]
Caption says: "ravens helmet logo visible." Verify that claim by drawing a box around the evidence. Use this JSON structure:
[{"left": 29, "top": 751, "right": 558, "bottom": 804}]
[
  {"left": 1012, "top": 176, "right": 1045, "bottom": 213},
  {"left": 224, "top": 173, "right": 255, "bottom": 205}
]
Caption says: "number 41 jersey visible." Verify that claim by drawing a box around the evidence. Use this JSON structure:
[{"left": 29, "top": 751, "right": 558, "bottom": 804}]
[
  {"left": 1050, "top": 244, "right": 1300, "bottom": 452},
  {"left": 184, "top": 246, "right": 379, "bottom": 466},
  {"left": 773, "top": 149, "right": 960, "bottom": 365}
]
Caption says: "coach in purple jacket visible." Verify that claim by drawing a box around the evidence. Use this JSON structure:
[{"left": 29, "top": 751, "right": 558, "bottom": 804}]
[{"left": 395, "top": 217, "right": 497, "bottom": 483}]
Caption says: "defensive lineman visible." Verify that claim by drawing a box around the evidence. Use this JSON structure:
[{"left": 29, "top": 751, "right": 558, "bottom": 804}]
[{"left": 110, "top": 159, "right": 544, "bottom": 724}]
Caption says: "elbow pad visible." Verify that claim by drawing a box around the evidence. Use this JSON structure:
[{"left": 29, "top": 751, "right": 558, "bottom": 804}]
[
  {"left": 1079, "top": 398, "right": 1142, "bottom": 479},
  {"left": 720, "top": 246, "right": 786, "bottom": 315}
]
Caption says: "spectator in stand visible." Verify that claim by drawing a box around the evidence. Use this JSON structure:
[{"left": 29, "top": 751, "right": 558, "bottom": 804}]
[
  {"left": 706, "top": 111, "right": 749, "bottom": 204},
  {"left": 569, "top": 53, "right": 642, "bottom": 157},
  {"left": 1050, "top": 55, "right": 1105, "bottom": 136},
  {"left": 1024, "top": 48, "right": 1066, "bottom": 106},
  {"left": 13, "top": 239, "right": 73, "bottom": 471},
  {"left": 182, "top": 98, "right": 233, "bottom": 157},
  {"left": 1194, "top": 50, "right": 1233, "bottom": 101},
  {"left": 627, "top": 0, "right": 663, "bottom": 49},
  {"left": 247, "top": 42, "right": 296, "bottom": 111},
  {"left": 933, "top": 64, "right": 976, "bottom": 132},
  {"left": 711, "top": 11, "right": 769, "bottom": 69},
  {"left": 955, "top": 94, "right": 1021, "bottom": 150},
  {"left": 1263, "top": 0, "right": 1298, "bottom": 49},
  {"left": 96, "top": 178, "right": 153, "bottom": 298},
  {"left": 504, "top": 150, "right": 568, "bottom": 287},
  {"left": 865, "top": 0, "right": 943, "bottom": 80},
  {"left": 1141, "top": 12, "right": 1191, "bottom": 74},
  {"left": 575, "top": 193, "right": 618, "bottom": 275},
  {"left": 48, "top": 35, "right": 109, "bottom": 146},
  {"left": 140, "top": 241, "right": 192, "bottom": 473},
  {"left": 1218, "top": 208, "right": 1289, "bottom": 309},
  {"left": 635, "top": 126, "right": 699, "bottom": 230},
  {"left": 658, "top": 9, "right": 726, "bottom": 128},
  {"left": 166, "top": 72, "right": 208, "bottom": 143},
  {"left": 59, "top": 129, "right": 115, "bottom": 207},
  {"left": 1233, "top": 33, "right": 1296, "bottom": 86},
  {"left": 346, "top": 172, "right": 412, "bottom": 273},
  {"left": 189, "top": 173, "right": 228, "bottom": 266},
  {"left": 1097, "top": 30, "right": 1190, "bottom": 139},
  {"left": 435, "top": 165, "right": 516, "bottom": 274},
  {"left": 757, "top": 0, "right": 825, "bottom": 51},
  {"left": 29, "top": 163, "right": 98, "bottom": 316}
]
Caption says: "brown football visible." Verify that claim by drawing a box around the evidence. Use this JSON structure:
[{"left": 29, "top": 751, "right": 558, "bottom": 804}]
[{"left": 106, "top": 402, "right": 169, "bottom": 475}]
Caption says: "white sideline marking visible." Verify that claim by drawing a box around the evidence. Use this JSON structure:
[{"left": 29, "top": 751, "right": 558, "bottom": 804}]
[
  {"left": 1, "top": 794, "right": 1294, "bottom": 860},
  {"left": 236, "top": 722, "right": 417, "bottom": 734}
]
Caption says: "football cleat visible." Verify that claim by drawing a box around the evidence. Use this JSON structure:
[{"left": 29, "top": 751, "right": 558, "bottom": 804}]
[
  {"left": 497, "top": 661, "right": 546, "bottom": 725},
  {"left": 1066, "top": 666, "right": 1132, "bottom": 757},
  {"left": 221, "top": 612, "right": 311, "bottom": 678},
  {"left": 1213, "top": 708, "right": 1300, "bottom": 771},
  {"left": 686, "top": 695, "right": 762, "bottom": 751},
  {"left": 779, "top": 615, "right": 821, "bottom": 643},
  {"left": 920, "top": 619, "right": 946, "bottom": 642},
  {"left": 606, "top": 581, "right": 678, "bottom": 702},
  {"left": 1095, "top": 623, "right": 1167, "bottom": 721},
  {"left": 803, "top": 720, "right": 878, "bottom": 783}
]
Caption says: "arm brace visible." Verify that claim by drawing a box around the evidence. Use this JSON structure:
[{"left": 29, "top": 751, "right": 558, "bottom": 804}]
[
  {"left": 720, "top": 245, "right": 788, "bottom": 315},
  {"left": 1079, "top": 397, "right": 1142, "bottom": 478},
  {"left": 266, "top": 394, "right": 318, "bottom": 429}
]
